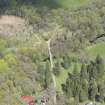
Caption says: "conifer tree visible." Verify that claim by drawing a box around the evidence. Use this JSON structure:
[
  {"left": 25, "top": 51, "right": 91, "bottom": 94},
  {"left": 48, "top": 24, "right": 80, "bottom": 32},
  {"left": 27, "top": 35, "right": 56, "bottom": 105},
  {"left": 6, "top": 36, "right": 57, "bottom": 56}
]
[
  {"left": 87, "top": 61, "right": 97, "bottom": 80},
  {"left": 66, "top": 77, "right": 73, "bottom": 97},
  {"left": 80, "top": 64, "right": 88, "bottom": 80},
  {"left": 62, "top": 73, "right": 73, "bottom": 98},
  {"left": 98, "top": 82, "right": 105, "bottom": 103},
  {"left": 44, "top": 61, "right": 52, "bottom": 88},
  {"left": 88, "top": 78, "right": 98, "bottom": 101},
  {"left": 72, "top": 64, "right": 80, "bottom": 101},
  {"left": 37, "top": 63, "right": 45, "bottom": 87},
  {"left": 80, "top": 79, "right": 88, "bottom": 101},
  {"left": 80, "top": 64, "right": 89, "bottom": 102},
  {"left": 62, "top": 54, "right": 71, "bottom": 69},
  {"left": 79, "top": 89, "right": 87, "bottom": 102},
  {"left": 73, "top": 63, "right": 79, "bottom": 75},
  {"left": 53, "top": 59, "right": 61, "bottom": 76},
  {"left": 96, "top": 55, "right": 105, "bottom": 79}
]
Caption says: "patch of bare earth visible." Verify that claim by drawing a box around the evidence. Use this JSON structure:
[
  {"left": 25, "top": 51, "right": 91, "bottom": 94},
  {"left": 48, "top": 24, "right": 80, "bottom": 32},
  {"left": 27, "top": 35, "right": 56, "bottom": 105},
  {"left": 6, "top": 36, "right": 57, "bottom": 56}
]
[
  {"left": 0, "top": 15, "right": 25, "bottom": 25},
  {"left": 0, "top": 15, "right": 34, "bottom": 39}
]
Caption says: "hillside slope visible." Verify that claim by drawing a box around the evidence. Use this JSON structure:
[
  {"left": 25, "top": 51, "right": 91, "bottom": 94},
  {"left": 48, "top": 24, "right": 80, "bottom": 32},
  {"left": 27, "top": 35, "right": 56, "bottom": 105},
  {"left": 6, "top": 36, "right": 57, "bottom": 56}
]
[{"left": 0, "top": 0, "right": 105, "bottom": 105}]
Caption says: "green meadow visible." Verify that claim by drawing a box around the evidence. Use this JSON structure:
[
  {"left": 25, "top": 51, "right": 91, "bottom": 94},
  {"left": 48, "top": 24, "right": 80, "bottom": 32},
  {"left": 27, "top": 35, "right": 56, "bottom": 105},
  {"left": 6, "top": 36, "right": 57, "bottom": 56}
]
[
  {"left": 57, "top": 0, "right": 94, "bottom": 9},
  {"left": 86, "top": 42, "right": 105, "bottom": 59}
]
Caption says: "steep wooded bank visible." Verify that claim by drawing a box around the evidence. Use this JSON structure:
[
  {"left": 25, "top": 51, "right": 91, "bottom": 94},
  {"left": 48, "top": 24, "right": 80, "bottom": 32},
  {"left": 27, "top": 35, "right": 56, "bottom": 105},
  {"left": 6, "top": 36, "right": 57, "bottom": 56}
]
[{"left": 0, "top": 0, "right": 105, "bottom": 105}]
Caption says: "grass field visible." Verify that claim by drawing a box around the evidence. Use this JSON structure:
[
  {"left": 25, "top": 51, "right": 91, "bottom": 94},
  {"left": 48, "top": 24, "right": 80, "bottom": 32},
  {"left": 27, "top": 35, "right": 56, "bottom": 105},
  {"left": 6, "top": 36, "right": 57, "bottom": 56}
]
[
  {"left": 36, "top": 0, "right": 95, "bottom": 9},
  {"left": 86, "top": 42, "right": 105, "bottom": 59},
  {"left": 57, "top": 0, "right": 94, "bottom": 9}
]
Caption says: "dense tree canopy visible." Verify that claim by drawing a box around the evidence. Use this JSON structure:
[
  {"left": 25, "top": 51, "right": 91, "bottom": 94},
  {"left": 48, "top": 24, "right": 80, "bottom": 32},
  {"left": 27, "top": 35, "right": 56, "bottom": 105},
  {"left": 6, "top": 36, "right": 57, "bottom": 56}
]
[
  {"left": 0, "top": 0, "right": 105, "bottom": 105},
  {"left": 62, "top": 55, "right": 105, "bottom": 104}
]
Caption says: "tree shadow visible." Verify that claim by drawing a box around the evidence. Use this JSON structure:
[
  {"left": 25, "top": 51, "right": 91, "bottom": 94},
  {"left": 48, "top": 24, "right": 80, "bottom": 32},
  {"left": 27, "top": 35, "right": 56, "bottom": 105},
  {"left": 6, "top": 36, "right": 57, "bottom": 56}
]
[
  {"left": 0, "top": 0, "right": 61, "bottom": 15},
  {"left": 20, "top": 0, "right": 61, "bottom": 9}
]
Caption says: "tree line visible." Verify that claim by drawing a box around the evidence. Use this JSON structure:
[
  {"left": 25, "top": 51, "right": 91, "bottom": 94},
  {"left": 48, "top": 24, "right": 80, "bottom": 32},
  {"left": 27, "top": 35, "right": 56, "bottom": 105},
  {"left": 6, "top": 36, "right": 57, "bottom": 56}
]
[{"left": 62, "top": 55, "right": 105, "bottom": 104}]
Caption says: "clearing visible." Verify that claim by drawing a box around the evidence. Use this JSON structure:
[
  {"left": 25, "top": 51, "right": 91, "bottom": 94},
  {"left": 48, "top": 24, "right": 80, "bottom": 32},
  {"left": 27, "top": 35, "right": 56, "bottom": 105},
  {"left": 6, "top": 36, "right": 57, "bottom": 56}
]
[
  {"left": 57, "top": 0, "right": 95, "bottom": 9},
  {"left": 0, "top": 15, "right": 25, "bottom": 25},
  {"left": 0, "top": 15, "right": 34, "bottom": 41}
]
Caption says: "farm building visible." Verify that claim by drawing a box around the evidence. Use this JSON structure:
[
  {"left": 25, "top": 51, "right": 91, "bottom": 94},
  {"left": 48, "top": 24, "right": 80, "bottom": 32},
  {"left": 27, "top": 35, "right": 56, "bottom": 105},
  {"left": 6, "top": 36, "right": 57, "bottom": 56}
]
[{"left": 20, "top": 96, "right": 35, "bottom": 105}]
